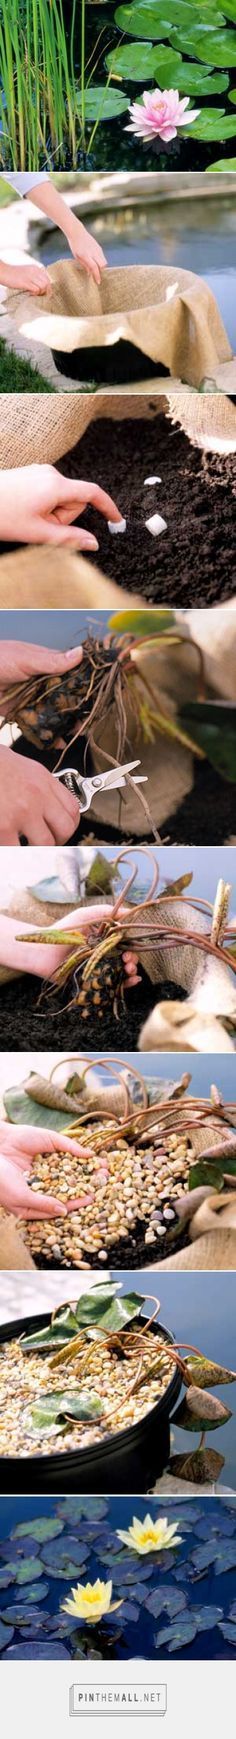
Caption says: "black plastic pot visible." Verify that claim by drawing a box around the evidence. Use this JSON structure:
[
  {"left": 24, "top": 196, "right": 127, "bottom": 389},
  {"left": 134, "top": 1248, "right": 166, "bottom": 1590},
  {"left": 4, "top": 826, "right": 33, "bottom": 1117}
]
[
  {"left": 52, "top": 341, "right": 168, "bottom": 387},
  {"left": 0, "top": 1312, "right": 181, "bottom": 1494}
]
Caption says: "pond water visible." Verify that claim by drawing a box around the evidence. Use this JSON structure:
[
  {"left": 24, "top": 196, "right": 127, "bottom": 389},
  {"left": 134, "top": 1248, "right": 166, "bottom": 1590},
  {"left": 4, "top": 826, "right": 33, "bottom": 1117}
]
[
  {"left": 38, "top": 195, "right": 236, "bottom": 349},
  {"left": 0, "top": 1495, "right": 236, "bottom": 1659}
]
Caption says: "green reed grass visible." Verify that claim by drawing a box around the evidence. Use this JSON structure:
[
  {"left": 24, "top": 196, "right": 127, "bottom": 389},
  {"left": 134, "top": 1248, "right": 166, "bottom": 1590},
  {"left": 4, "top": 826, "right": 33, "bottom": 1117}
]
[{"left": 0, "top": 0, "right": 79, "bottom": 167}]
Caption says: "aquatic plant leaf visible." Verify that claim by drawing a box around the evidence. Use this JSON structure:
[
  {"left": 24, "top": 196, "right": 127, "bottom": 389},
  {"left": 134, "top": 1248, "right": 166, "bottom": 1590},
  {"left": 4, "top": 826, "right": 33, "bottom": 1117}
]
[
  {"left": 191, "top": 1541, "right": 236, "bottom": 1574},
  {"left": 196, "top": 1517, "right": 236, "bottom": 1539},
  {"left": 229, "top": 87, "right": 236, "bottom": 100},
  {"left": 114, "top": 1600, "right": 140, "bottom": 1622},
  {"left": 173, "top": 1386, "right": 232, "bottom": 1429},
  {"left": 0, "top": 1570, "right": 15, "bottom": 1588},
  {"left": 8, "top": 1560, "right": 44, "bottom": 1586},
  {"left": 77, "top": 86, "right": 129, "bottom": 120},
  {"left": 229, "top": 1602, "right": 236, "bottom": 1620},
  {"left": 109, "top": 609, "right": 175, "bottom": 634},
  {"left": 184, "top": 1356, "right": 236, "bottom": 1387},
  {"left": 180, "top": 704, "right": 236, "bottom": 783},
  {"left": 169, "top": 62, "right": 229, "bottom": 89},
  {"left": 56, "top": 1498, "right": 108, "bottom": 1522},
  {"left": 146, "top": 1587, "right": 187, "bottom": 1617},
  {"left": 184, "top": 112, "right": 236, "bottom": 138},
  {"left": 115, "top": 2, "right": 224, "bottom": 36},
  {"left": 106, "top": 42, "right": 183, "bottom": 78},
  {"left": 194, "top": 1605, "right": 223, "bottom": 1630},
  {"left": 15, "top": 1583, "right": 49, "bottom": 1603},
  {"left": 214, "top": 1548, "right": 236, "bottom": 1574},
  {"left": 41, "top": 1539, "right": 89, "bottom": 1570},
  {"left": 156, "top": 1616, "right": 197, "bottom": 1651},
  {"left": 30, "top": 1389, "right": 103, "bottom": 1431},
  {"left": 115, "top": 1580, "right": 147, "bottom": 1602},
  {"left": 169, "top": 1449, "right": 225, "bottom": 1483},
  {"left": 219, "top": 1622, "right": 236, "bottom": 1645},
  {"left": 170, "top": 25, "right": 236, "bottom": 61},
  {"left": 3, "top": 1605, "right": 49, "bottom": 1626},
  {"left": 0, "top": 1620, "right": 14, "bottom": 1649},
  {"left": 7, "top": 1642, "right": 70, "bottom": 1659},
  {"left": 22, "top": 1304, "right": 80, "bottom": 1353},
  {"left": 76, "top": 1286, "right": 144, "bottom": 1333},
  {"left": 3, "top": 1084, "right": 73, "bottom": 1134},
  {"left": 85, "top": 855, "right": 117, "bottom": 897},
  {"left": 189, "top": 1159, "right": 226, "bottom": 1189},
  {"left": 12, "top": 1518, "right": 64, "bottom": 1543},
  {"left": 8, "top": 1537, "right": 41, "bottom": 1557}
]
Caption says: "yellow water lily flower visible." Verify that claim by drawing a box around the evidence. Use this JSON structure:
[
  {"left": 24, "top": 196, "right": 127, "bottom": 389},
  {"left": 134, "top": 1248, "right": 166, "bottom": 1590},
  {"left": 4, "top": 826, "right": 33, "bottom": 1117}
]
[
  {"left": 116, "top": 1514, "right": 182, "bottom": 1555},
  {"left": 61, "top": 1578, "right": 123, "bottom": 1625}
]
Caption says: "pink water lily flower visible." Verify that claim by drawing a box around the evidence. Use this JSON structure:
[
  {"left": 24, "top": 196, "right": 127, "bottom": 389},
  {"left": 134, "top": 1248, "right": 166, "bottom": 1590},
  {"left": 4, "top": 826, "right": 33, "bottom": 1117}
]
[{"left": 125, "top": 88, "right": 200, "bottom": 143}]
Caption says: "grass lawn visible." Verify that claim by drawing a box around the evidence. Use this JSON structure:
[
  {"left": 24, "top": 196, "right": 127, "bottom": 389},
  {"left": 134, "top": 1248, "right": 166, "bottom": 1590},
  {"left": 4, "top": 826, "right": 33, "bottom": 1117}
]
[{"left": 0, "top": 336, "right": 54, "bottom": 390}]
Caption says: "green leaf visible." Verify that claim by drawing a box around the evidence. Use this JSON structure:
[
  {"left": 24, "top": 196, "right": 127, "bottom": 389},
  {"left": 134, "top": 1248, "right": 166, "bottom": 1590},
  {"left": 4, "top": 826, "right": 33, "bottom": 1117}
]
[
  {"left": 12, "top": 1560, "right": 45, "bottom": 1586},
  {"left": 184, "top": 1356, "right": 236, "bottom": 1387},
  {"left": 105, "top": 41, "right": 174, "bottom": 78},
  {"left": 76, "top": 1283, "right": 144, "bottom": 1333},
  {"left": 30, "top": 1389, "right": 103, "bottom": 1432},
  {"left": 109, "top": 608, "right": 175, "bottom": 634},
  {"left": 77, "top": 86, "right": 129, "bottom": 120},
  {"left": 174, "top": 62, "right": 229, "bottom": 88},
  {"left": 171, "top": 24, "right": 236, "bottom": 61},
  {"left": 173, "top": 1386, "right": 232, "bottom": 1431},
  {"left": 115, "top": 1, "right": 225, "bottom": 35},
  {"left": 12, "top": 1519, "right": 64, "bottom": 1542},
  {"left": 85, "top": 854, "right": 118, "bottom": 896},
  {"left": 229, "top": 85, "right": 236, "bottom": 99},
  {"left": 22, "top": 1304, "right": 80, "bottom": 1353},
  {"left": 210, "top": 153, "right": 236, "bottom": 163},
  {"left": 185, "top": 111, "right": 236, "bottom": 137},
  {"left": 3, "top": 1082, "right": 74, "bottom": 1133},
  {"left": 179, "top": 702, "right": 236, "bottom": 780},
  {"left": 189, "top": 1159, "right": 225, "bottom": 1189}
]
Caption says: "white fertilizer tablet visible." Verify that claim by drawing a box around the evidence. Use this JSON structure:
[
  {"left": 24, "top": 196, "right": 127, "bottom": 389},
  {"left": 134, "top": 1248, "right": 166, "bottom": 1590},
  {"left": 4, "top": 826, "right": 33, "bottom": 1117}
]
[
  {"left": 144, "top": 475, "right": 162, "bottom": 485},
  {"left": 108, "top": 517, "right": 127, "bottom": 535},
  {"left": 145, "top": 513, "right": 167, "bottom": 537}
]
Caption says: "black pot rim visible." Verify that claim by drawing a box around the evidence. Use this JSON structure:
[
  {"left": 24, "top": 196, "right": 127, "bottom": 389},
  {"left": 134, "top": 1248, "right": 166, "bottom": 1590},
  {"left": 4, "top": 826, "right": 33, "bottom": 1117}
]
[{"left": 0, "top": 1309, "right": 181, "bottom": 1473}]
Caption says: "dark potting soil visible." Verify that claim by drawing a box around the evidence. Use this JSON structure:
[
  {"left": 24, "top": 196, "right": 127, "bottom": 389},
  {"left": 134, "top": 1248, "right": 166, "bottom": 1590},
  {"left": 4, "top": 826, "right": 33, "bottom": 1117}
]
[
  {"left": 52, "top": 343, "right": 168, "bottom": 388},
  {"left": 0, "top": 970, "right": 185, "bottom": 1053},
  {"left": 57, "top": 412, "right": 236, "bottom": 606}
]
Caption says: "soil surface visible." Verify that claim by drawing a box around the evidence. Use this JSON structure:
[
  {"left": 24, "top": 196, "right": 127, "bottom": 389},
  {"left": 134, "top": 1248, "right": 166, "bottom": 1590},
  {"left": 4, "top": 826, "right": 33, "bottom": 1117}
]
[
  {"left": 13, "top": 721, "right": 234, "bottom": 847},
  {"left": 58, "top": 413, "right": 236, "bottom": 607},
  {"left": 0, "top": 970, "right": 185, "bottom": 1052}
]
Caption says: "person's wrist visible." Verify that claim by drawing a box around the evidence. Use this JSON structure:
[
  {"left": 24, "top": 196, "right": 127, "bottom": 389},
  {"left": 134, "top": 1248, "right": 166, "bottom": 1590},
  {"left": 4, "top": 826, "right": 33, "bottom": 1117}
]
[{"left": 65, "top": 212, "right": 85, "bottom": 247}]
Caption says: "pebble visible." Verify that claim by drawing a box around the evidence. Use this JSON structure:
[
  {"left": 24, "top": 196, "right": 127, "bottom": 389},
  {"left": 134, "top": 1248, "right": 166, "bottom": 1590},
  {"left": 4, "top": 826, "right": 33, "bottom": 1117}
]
[{"left": 19, "top": 1129, "right": 194, "bottom": 1268}]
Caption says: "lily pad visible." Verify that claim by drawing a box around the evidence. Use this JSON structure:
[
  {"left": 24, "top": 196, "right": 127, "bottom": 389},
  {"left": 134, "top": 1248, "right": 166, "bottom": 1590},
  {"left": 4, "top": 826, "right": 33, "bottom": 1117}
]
[
  {"left": 3, "top": 1083, "right": 74, "bottom": 1134},
  {"left": 7, "top": 1641, "right": 70, "bottom": 1659},
  {"left": 12, "top": 1518, "right": 64, "bottom": 1543},
  {"left": 30, "top": 1388, "right": 103, "bottom": 1432},
  {"left": 156, "top": 1615, "right": 198, "bottom": 1651},
  {"left": 56, "top": 1498, "right": 108, "bottom": 1522},
  {"left": 8, "top": 1559, "right": 44, "bottom": 1586},
  {"left": 15, "top": 1582, "right": 49, "bottom": 1603},
  {"left": 169, "top": 1448, "right": 225, "bottom": 1483},
  {"left": 170, "top": 25, "right": 236, "bottom": 61},
  {"left": 105, "top": 42, "right": 180, "bottom": 78},
  {"left": 0, "top": 1620, "right": 14, "bottom": 1649},
  {"left": 22, "top": 1304, "right": 81, "bottom": 1353},
  {"left": 2, "top": 1605, "right": 49, "bottom": 1627},
  {"left": 146, "top": 1586, "right": 187, "bottom": 1617},
  {"left": 76, "top": 1285, "right": 144, "bottom": 1334},
  {"left": 194, "top": 1605, "right": 223, "bottom": 1629},
  {"left": 184, "top": 1356, "right": 236, "bottom": 1388},
  {"left": 172, "top": 62, "right": 229, "bottom": 88},
  {"left": 77, "top": 86, "right": 129, "bottom": 121},
  {"left": 173, "top": 1387, "right": 232, "bottom": 1431},
  {"left": 115, "top": 1, "right": 224, "bottom": 34},
  {"left": 219, "top": 1621, "right": 236, "bottom": 1644},
  {"left": 0, "top": 1570, "right": 15, "bottom": 1588},
  {"left": 183, "top": 108, "right": 236, "bottom": 140},
  {"left": 41, "top": 1537, "right": 89, "bottom": 1569}
]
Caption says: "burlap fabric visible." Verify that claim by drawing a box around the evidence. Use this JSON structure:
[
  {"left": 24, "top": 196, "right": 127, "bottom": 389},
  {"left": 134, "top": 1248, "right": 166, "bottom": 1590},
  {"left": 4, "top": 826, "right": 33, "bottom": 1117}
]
[{"left": 5, "top": 261, "right": 232, "bottom": 388}]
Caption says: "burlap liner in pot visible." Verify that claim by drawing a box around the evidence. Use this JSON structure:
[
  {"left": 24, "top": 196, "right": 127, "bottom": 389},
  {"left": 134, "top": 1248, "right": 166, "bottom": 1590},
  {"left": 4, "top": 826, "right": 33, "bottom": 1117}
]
[{"left": 5, "top": 261, "right": 232, "bottom": 389}]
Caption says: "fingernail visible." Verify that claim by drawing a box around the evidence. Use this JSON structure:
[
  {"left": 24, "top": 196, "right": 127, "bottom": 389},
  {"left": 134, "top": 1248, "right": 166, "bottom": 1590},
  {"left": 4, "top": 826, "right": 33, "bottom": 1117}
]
[
  {"left": 86, "top": 536, "right": 99, "bottom": 551},
  {"left": 65, "top": 645, "right": 83, "bottom": 658}
]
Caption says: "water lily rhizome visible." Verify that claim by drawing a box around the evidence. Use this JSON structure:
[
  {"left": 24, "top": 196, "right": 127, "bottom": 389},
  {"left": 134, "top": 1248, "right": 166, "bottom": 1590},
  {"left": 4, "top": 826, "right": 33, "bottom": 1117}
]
[
  {"left": 14, "top": 853, "right": 236, "bottom": 1059},
  {"left": 6, "top": 1050, "right": 236, "bottom": 1270},
  {"left": 0, "top": 1280, "right": 235, "bottom": 1492},
  {"left": 1, "top": 617, "right": 236, "bottom": 845}
]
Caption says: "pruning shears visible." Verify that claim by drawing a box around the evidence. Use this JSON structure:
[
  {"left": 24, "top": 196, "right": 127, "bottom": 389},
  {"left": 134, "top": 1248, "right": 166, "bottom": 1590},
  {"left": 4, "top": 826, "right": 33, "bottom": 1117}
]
[{"left": 53, "top": 759, "right": 148, "bottom": 812}]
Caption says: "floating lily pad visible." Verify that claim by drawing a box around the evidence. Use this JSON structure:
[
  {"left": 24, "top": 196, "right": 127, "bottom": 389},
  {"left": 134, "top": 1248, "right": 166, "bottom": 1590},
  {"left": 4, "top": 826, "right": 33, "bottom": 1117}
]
[
  {"left": 194, "top": 1605, "right": 223, "bottom": 1630},
  {"left": 146, "top": 1587, "right": 187, "bottom": 1618},
  {"left": 229, "top": 1601, "right": 236, "bottom": 1620},
  {"left": 8, "top": 1559, "right": 44, "bottom": 1586},
  {"left": 170, "top": 24, "right": 236, "bottom": 61},
  {"left": 219, "top": 1621, "right": 236, "bottom": 1645},
  {"left": 0, "top": 1620, "right": 14, "bottom": 1650},
  {"left": 56, "top": 1499, "right": 108, "bottom": 1523},
  {"left": 195, "top": 1518, "right": 236, "bottom": 1539},
  {"left": 182, "top": 108, "right": 236, "bottom": 140},
  {"left": 15, "top": 1582, "right": 49, "bottom": 1604},
  {"left": 105, "top": 41, "right": 178, "bottom": 78},
  {"left": 77, "top": 86, "right": 130, "bottom": 120},
  {"left": 41, "top": 1537, "right": 89, "bottom": 1570},
  {"left": 12, "top": 1518, "right": 64, "bottom": 1543},
  {"left": 115, "top": 1, "right": 224, "bottom": 34},
  {"left": 7, "top": 1641, "right": 70, "bottom": 1659},
  {"left": 115, "top": 1600, "right": 140, "bottom": 1622},
  {"left": 171, "top": 62, "right": 229, "bottom": 89},
  {"left": 0, "top": 1570, "right": 15, "bottom": 1588},
  {"left": 2, "top": 1605, "right": 49, "bottom": 1627},
  {"left": 229, "top": 87, "right": 236, "bottom": 99},
  {"left": 156, "top": 1615, "right": 198, "bottom": 1651}
]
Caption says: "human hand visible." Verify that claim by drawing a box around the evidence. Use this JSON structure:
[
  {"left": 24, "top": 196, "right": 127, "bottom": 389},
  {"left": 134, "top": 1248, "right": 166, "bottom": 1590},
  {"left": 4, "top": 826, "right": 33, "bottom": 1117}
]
[
  {"left": 0, "top": 467, "right": 122, "bottom": 549},
  {"left": 0, "top": 638, "right": 83, "bottom": 703},
  {"left": 0, "top": 1124, "right": 93, "bottom": 1219},
  {"left": 0, "top": 747, "right": 81, "bottom": 844},
  {"left": 67, "top": 216, "right": 107, "bottom": 285},
  {"left": 0, "top": 903, "right": 140, "bottom": 981},
  {"left": 0, "top": 261, "right": 52, "bottom": 297}
]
